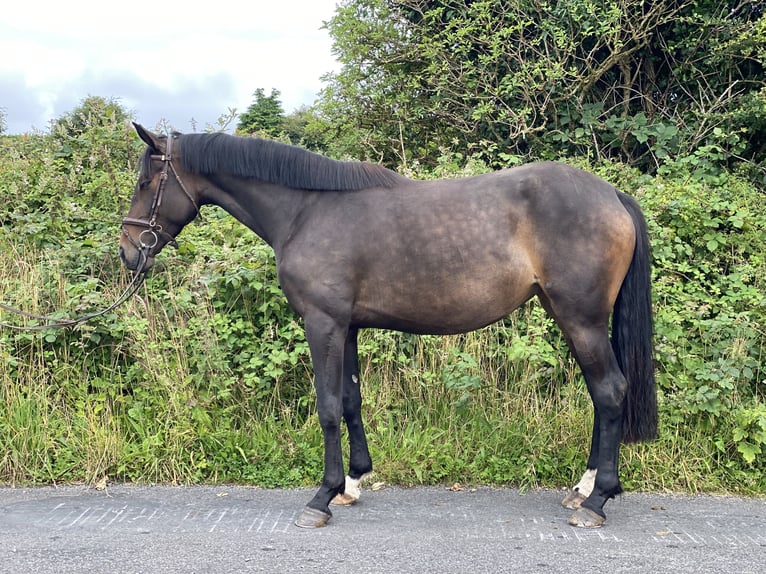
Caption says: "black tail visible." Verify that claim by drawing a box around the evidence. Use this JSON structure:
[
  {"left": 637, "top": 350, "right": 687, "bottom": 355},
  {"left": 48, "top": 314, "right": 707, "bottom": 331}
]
[{"left": 613, "top": 191, "right": 658, "bottom": 443}]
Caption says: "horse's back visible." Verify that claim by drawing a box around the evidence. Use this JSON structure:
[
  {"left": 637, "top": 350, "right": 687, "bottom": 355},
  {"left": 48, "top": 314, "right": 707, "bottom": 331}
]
[{"left": 278, "top": 162, "right": 635, "bottom": 334}]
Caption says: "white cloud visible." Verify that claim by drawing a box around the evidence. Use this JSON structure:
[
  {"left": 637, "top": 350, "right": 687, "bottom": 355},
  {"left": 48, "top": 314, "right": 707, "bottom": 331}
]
[{"left": 0, "top": 0, "right": 340, "bottom": 134}]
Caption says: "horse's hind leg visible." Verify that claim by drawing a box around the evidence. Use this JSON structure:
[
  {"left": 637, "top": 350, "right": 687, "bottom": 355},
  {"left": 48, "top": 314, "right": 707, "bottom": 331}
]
[
  {"left": 332, "top": 328, "right": 373, "bottom": 506},
  {"left": 562, "top": 408, "right": 603, "bottom": 509},
  {"left": 562, "top": 442, "right": 598, "bottom": 509},
  {"left": 539, "top": 288, "right": 627, "bottom": 527},
  {"left": 562, "top": 321, "right": 626, "bottom": 527}
]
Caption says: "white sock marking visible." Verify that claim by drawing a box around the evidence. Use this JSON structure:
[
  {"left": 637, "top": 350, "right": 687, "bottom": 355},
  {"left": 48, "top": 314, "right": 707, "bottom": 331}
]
[
  {"left": 343, "top": 472, "right": 372, "bottom": 501},
  {"left": 573, "top": 469, "right": 597, "bottom": 497}
]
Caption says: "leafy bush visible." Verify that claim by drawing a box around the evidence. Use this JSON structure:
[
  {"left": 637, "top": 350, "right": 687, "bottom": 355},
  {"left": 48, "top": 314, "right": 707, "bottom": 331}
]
[
  {"left": 321, "top": 0, "right": 766, "bottom": 180},
  {"left": 589, "top": 159, "right": 766, "bottom": 480}
]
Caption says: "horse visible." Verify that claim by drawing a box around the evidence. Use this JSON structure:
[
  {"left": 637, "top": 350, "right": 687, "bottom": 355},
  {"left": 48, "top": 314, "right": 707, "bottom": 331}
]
[{"left": 119, "top": 123, "right": 657, "bottom": 529}]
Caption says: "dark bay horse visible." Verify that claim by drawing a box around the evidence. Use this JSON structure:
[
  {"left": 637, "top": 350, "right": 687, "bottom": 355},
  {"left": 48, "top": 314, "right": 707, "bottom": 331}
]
[{"left": 120, "top": 124, "right": 657, "bottom": 529}]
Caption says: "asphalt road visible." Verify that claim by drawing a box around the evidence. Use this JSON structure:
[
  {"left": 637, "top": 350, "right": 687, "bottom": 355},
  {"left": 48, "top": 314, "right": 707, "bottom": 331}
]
[{"left": 0, "top": 484, "right": 764, "bottom": 573}]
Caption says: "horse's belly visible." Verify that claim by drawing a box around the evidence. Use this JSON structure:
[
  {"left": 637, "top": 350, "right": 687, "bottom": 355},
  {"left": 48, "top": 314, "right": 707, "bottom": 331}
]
[{"left": 352, "top": 272, "right": 536, "bottom": 335}]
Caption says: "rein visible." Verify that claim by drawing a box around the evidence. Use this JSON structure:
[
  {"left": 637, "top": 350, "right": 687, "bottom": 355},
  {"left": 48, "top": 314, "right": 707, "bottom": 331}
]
[{"left": 0, "top": 254, "right": 148, "bottom": 331}]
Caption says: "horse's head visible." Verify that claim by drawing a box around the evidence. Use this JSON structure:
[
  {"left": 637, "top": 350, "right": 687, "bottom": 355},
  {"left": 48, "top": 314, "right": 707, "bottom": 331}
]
[{"left": 119, "top": 123, "right": 200, "bottom": 272}]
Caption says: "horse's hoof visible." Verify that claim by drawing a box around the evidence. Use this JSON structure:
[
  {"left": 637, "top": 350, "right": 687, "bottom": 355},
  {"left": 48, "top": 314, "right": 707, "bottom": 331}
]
[
  {"left": 331, "top": 492, "right": 358, "bottom": 506},
  {"left": 562, "top": 490, "right": 587, "bottom": 510},
  {"left": 294, "top": 506, "right": 332, "bottom": 528},
  {"left": 567, "top": 507, "right": 606, "bottom": 528}
]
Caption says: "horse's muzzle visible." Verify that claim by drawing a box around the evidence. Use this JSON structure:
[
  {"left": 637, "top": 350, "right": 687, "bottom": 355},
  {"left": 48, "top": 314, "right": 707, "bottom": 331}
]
[{"left": 119, "top": 242, "right": 154, "bottom": 272}]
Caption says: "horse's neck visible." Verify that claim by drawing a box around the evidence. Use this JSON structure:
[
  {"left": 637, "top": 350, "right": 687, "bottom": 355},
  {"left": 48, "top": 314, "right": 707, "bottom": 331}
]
[{"left": 204, "top": 174, "right": 307, "bottom": 249}]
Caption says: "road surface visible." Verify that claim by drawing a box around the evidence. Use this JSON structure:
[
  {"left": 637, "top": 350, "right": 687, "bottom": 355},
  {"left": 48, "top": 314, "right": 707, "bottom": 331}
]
[{"left": 0, "top": 484, "right": 764, "bottom": 573}]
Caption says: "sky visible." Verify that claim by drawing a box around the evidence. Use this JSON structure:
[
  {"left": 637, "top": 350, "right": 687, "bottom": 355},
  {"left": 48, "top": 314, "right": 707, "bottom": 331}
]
[{"left": 0, "top": 0, "right": 342, "bottom": 134}]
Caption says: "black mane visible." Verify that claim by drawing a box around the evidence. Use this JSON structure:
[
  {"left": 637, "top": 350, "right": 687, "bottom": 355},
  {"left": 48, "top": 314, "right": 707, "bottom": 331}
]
[{"left": 172, "top": 133, "right": 405, "bottom": 191}]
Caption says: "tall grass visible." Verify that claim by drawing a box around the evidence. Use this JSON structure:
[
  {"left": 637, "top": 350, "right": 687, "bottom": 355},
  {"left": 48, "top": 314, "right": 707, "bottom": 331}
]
[{"left": 1, "top": 228, "right": 764, "bottom": 494}]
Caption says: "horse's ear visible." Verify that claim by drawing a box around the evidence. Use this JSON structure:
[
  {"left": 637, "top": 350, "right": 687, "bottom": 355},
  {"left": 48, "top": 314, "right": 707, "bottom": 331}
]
[{"left": 133, "top": 122, "right": 162, "bottom": 151}]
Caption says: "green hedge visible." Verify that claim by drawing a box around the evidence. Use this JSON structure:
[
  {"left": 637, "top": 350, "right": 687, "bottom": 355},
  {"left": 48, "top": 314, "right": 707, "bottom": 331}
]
[{"left": 0, "top": 124, "right": 764, "bottom": 494}]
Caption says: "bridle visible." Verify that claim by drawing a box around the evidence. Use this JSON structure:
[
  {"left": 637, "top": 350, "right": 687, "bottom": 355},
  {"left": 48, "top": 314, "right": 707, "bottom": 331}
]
[
  {"left": 121, "top": 134, "right": 199, "bottom": 253},
  {"left": 0, "top": 135, "right": 200, "bottom": 331}
]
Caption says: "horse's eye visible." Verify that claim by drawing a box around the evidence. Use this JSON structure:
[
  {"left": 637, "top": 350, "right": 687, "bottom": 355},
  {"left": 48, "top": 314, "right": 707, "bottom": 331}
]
[{"left": 139, "top": 179, "right": 152, "bottom": 191}]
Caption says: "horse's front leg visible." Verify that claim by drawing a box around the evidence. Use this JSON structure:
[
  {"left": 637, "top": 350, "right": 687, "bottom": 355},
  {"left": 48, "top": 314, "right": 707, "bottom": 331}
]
[
  {"left": 332, "top": 327, "right": 373, "bottom": 506},
  {"left": 295, "top": 313, "right": 348, "bottom": 528}
]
